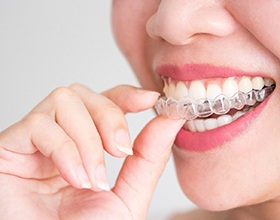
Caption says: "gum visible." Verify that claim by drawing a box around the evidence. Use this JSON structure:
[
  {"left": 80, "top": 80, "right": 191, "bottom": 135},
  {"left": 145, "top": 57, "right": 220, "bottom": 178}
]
[{"left": 155, "top": 85, "right": 275, "bottom": 120}]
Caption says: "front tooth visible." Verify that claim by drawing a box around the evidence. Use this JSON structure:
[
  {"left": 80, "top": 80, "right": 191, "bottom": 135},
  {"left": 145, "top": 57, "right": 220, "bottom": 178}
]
[
  {"left": 207, "top": 83, "right": 222, "bottom": 100},
  {"left": 239, "top": 76, "right": 253, "bottom": 93},
  {"left": 217, "top": 115, "right": 233, "bottom": 126},
  {"left": 223, "top": 78, "right": 239, "bottom": 97},
  {"left": 251, "top": 77, "right": 264, "bottom": 90},
  {"left": 168, "top": 83, "right": 176, "bottom": 98},
  {"left": 189, "top": 80, "right": 206, "bottom": 100},
  {"left": 205, "top": 118, "right": 218, "bottom": 130},
  {"left": 194, "top": 119, "right": 206, "bottom": 132},
  {"left": 174, "top": 82, "right": 188, "bottom": 100}
]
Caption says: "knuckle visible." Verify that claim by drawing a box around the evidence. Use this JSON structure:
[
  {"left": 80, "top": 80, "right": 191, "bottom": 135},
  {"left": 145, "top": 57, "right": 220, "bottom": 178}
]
[
  {"left": 50, "top": 86, "right": 78, "bottom": 103},
  {"left": 48, "top": 138, "right": 76, "bottom": 159},
  {"left": 70, "top": 83, "right": 97, "bottom": 95},
  {"left": 69, "top": 82, "right": 84, "bottom": 90},
  {"left": 55, "top": 138, "right": 76, "bottom": 155}
]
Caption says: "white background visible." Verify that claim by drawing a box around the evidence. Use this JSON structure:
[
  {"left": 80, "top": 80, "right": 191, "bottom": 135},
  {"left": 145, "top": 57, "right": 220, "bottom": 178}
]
[{"left": 0, "top": 1, "right": 196, "bottom": 219}]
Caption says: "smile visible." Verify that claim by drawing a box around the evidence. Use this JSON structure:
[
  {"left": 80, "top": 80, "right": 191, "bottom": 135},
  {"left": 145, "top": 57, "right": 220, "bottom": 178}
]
[
  {"left": 155, "top": 64, "right": 277, "bottom": 151},
  {"left": 155, "top": 76, "right": 275, "bottom": 132}
]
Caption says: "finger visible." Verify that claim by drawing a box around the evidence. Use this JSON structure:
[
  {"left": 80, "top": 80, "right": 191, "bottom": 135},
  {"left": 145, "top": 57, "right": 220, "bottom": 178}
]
[
  {"left": 45, "top": 87, "right": 109, "bottom": 191},
  {"left": 71, "top": 84, "right": 160, "bottom": 157},
  {"left": 70, "top": 84, "right": 134, "bottom": 157},
  {"left": 0, "top": 114, "right": 89, "bottom": 189},
  {"left": 113, "top": 116, "right": 185, "bottom": 219},
  {"left": 102, "top": 85, "right": 160, "bottom": 113}
]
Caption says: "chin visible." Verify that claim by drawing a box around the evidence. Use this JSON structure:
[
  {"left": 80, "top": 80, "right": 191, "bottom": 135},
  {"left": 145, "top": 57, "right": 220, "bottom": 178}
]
[
  {"left": 179, "top": 182, "right": 247, "bottom": 211},
  {"left": 174, "top": 165, "right": 242, "bottom": 211},
  {"left": 173, "top": 141, "right": 280, "bottom": 212}
]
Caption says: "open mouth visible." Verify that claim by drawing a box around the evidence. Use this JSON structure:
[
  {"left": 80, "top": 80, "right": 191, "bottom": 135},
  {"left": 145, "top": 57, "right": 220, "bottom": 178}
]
[{"left": 155, "top": 76, "right": 276, "bottom": 132}]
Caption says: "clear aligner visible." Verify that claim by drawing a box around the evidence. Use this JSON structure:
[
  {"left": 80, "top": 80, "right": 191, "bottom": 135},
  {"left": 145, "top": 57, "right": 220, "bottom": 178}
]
[{"left": 154, "top": 85, "right": 275, "bottom": 120}]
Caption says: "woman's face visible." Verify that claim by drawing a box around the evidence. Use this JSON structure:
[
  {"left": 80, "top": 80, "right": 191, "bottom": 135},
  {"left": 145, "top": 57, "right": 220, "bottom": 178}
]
[{"left": 111, "top": 0, "right": 280, "bottom": 211}]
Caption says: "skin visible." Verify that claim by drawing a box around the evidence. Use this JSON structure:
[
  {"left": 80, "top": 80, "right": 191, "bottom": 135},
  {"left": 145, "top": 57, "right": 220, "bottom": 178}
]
[
  {"left": 112, "top": 0, "right": 280, "bottom": 219},
  {"left": 0, "top": 84, "right": 185, "bottom": 219},
  {"left": 1, "top": 0, "right": 280, "bottom": 220}
]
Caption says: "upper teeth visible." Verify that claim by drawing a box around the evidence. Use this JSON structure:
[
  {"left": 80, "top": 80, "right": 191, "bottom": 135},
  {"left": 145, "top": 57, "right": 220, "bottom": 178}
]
[
  {"left": 163, "top": 76, "right": 273, "bottom": 101},
  {"left": 156, "top": 76, "right": 275, "bottom": 132}
]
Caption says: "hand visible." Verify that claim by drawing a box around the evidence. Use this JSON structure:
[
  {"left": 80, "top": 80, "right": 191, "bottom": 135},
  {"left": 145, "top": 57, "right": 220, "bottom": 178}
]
[{"left": 0, "top": 84, "right": 184, "bottom": 219}]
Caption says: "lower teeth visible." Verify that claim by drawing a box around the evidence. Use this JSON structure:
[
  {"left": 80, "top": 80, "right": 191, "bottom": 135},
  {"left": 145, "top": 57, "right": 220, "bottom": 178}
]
[
  {"left": 155, "top": 85, "right": 275, "bottom": 121},
  {"left": 184, "top": 106, "right": 254, "bottom": 132}
]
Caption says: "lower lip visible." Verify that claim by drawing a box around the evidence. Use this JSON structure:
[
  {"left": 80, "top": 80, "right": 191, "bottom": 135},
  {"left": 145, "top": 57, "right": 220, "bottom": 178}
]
[{"left": 175, "top": 97, "right": 270, "bottom": 152}]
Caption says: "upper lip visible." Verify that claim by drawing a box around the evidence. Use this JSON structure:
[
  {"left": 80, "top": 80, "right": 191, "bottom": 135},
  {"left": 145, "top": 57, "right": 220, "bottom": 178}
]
[
  {"left": 155, "top": 63, "right": 276, "bottom": 151},
  {"left": 156, "top": 64, "right": 271, "bottom": 81}
]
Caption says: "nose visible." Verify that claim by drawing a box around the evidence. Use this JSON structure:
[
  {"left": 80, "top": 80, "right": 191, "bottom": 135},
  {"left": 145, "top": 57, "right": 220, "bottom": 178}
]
[{"left": 146, "top": 0, "right": 236, "bottom": 45}]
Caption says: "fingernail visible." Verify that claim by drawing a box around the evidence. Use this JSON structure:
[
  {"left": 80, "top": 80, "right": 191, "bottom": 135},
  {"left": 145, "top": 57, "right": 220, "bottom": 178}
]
[
  {"left": 95, "top": 164, "right": 110, "bottom": 191},
  {"left": 115, "top": 129, "right": 133, "bottom": 155},
  {"left": 76, "top": 165, "right": 92, "bottom": 189}
]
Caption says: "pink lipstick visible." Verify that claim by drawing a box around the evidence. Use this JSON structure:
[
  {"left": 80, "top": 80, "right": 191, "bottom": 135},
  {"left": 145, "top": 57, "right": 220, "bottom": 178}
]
[{"left": 156, "top": 64, "right": 275, "bottom": 152}]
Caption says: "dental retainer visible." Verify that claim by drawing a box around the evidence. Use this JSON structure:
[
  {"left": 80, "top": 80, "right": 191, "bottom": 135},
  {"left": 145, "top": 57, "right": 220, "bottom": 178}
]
[{"left": 155, "top": 84, "right": 275, "bottom": 120}]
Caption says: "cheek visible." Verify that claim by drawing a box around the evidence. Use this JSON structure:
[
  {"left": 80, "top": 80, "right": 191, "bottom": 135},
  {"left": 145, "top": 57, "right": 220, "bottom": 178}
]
[
  {"left": 111, "top": 1, "right": 139, "bottom": 58},
  {"left": 227, "top": 0, "right": 280, "bottom": 59},
  {"left": 111, "top": 1, "right": 162, "bottom": 90},
  {"left": 111, "top": 1, "right": 155, "bottom": 59}
]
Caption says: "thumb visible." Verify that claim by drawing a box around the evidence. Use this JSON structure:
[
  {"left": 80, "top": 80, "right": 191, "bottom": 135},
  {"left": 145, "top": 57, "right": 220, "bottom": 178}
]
[{"left": 113, "top": 116, "right": 185, "bottom": 219}]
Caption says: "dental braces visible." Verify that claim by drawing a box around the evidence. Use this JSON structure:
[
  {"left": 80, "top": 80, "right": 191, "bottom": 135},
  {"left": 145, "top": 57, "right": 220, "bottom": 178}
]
[{"left": 155, "top": 85, "right": 275, "bottom": 120}]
